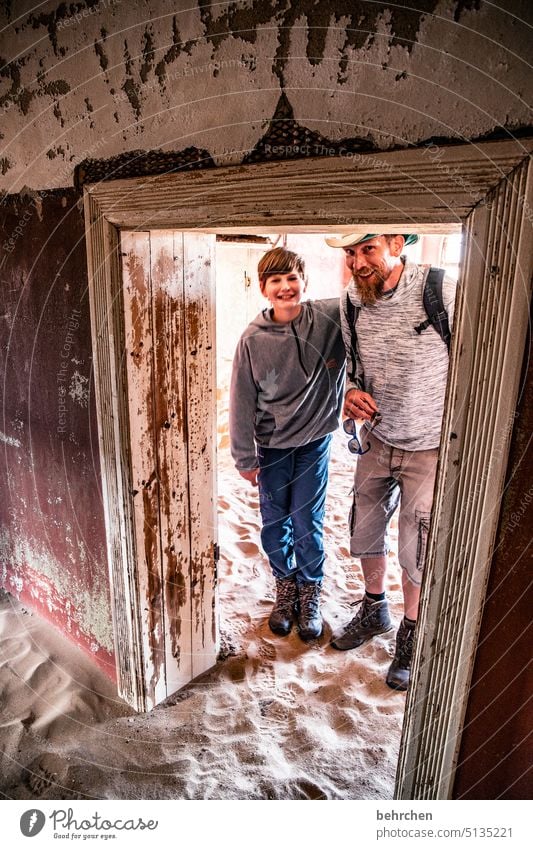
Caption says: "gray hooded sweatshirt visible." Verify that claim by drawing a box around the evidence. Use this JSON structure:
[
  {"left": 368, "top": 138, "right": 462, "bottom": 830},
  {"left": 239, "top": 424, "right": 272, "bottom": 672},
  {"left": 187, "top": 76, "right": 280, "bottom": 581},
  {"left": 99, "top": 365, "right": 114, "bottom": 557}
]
[{"left": 229, "top": 299, "right": 346, "bottom": 470}]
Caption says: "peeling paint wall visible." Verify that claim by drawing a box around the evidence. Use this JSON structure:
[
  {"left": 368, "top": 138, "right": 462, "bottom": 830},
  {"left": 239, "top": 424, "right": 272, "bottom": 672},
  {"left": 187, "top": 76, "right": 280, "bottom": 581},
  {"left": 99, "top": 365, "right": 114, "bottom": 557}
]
[
  {"left": 0, "top": 190, "right": 114, "bottom": 677},
  {"left": 0, "top": 1, "right": 531, "bottom": 191}
]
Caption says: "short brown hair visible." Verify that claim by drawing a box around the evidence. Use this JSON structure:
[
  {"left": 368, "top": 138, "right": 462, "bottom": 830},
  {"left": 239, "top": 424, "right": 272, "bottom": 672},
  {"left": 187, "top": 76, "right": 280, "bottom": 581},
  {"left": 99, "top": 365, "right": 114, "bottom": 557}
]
[{"left": 257, "top": 247, "right": 306, "bottom": 284}]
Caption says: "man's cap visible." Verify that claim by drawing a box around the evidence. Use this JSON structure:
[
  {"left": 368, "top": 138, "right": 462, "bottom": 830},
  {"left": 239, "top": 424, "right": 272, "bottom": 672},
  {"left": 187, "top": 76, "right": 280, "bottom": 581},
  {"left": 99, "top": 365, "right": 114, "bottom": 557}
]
[{"left": 325, "top": 233, "right": 419, "bottom": 248}]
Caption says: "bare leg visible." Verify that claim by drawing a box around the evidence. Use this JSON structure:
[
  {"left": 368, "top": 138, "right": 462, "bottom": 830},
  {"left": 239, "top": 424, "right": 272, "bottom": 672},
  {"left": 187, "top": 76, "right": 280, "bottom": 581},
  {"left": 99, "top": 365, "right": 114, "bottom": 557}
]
[{"left": 361, "top": 555, "right": 387, "bottom": 594}]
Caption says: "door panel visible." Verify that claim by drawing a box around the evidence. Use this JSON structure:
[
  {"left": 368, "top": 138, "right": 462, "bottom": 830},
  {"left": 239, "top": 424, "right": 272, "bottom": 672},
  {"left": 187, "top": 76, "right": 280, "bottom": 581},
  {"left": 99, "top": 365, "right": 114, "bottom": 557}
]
[
  {"left": 120, "top": 229, "right": 217, "bottom": 709},
  {"left": 182, "top": 232, "right": 218, "bottom": 676},
  {"left": 150, "top": 230, "right": 194, "bottom": 695},
  {"left": 122, "top": 231, "right": 167, "bottom": 706}
]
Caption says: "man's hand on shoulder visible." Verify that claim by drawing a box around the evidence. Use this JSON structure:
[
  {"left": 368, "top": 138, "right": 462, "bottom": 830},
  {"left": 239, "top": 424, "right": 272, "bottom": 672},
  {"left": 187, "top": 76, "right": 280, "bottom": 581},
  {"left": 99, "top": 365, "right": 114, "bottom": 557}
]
[
  {"left": 238, "top": 468, "right": 259, "bottom": 486},
  {"left": 343, "top": 388, "right": 378, "bottom": 421}
]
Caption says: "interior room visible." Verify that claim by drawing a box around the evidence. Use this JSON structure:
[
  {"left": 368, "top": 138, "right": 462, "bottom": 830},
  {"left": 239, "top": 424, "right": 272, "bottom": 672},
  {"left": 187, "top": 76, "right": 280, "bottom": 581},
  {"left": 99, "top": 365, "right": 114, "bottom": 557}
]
[{"left": 0, "top": 1, "right": 531, "bottom": 803}]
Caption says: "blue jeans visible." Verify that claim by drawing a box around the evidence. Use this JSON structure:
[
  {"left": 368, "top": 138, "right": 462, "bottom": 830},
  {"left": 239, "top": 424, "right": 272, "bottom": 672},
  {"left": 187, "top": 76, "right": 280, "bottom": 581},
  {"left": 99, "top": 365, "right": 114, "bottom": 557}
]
[{"left": 257, "top": 434, "right": 332, "bottom": 585}]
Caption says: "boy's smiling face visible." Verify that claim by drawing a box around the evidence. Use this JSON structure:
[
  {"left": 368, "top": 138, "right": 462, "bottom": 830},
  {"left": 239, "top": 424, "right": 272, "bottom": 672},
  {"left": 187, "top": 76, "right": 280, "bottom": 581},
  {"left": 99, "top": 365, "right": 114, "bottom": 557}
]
[{"left": 260, "top": 270, "right": 307, "bottom": 323}]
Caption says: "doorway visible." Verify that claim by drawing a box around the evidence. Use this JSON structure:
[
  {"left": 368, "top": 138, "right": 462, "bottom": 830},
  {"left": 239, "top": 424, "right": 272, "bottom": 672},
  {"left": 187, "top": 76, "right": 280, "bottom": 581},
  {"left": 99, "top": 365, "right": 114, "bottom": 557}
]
[
  {"left": 84, "top": 140, "right": 532, "bottom": 797},
  {"left": 213, "top": 230, "right": 462, "bottom": 797}
]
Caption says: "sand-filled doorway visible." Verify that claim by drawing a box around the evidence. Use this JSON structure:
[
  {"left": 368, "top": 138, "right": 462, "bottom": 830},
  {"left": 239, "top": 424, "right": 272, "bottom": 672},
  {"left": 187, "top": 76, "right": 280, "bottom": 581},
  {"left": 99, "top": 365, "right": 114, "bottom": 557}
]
[{"left": 214, "top": 231, "right": 461, "bottom": 798}]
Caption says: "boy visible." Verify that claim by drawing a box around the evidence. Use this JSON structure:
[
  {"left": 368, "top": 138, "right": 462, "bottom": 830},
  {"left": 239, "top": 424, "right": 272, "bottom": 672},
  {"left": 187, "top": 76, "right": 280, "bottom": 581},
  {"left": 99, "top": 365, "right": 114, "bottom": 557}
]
[{"left": 229, "top": 247, "right": 345, "bottom": 641}]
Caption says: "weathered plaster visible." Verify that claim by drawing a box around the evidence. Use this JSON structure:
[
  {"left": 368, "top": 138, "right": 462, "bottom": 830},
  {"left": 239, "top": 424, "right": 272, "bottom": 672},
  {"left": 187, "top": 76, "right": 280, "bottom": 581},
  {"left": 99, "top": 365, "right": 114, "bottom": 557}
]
[
  {"left": 285, "top": 2, "right": 532, "bottom": 149},
  {"left": 0, "top": 529, "right": 114, "bottom": 653},
  {"left": 0, "top": 0, "right": 531, "bottom": 191},
  {"left": 0, "top": 189, "right": 113, "bottom": 675}
]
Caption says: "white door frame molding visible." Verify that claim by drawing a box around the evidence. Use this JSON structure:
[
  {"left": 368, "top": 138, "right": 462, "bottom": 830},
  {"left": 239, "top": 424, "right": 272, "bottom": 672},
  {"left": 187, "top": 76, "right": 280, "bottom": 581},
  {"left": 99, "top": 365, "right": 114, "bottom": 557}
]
[{"left": 84, "top": 139, "right": 533, "bottom": 794}]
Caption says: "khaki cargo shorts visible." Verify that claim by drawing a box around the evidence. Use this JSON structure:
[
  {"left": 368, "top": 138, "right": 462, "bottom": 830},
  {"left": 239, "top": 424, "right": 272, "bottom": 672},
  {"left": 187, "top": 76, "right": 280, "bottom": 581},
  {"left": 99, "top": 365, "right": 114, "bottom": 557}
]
[{"left": 349, "top": 429, "right": 439, "bottom": 586}]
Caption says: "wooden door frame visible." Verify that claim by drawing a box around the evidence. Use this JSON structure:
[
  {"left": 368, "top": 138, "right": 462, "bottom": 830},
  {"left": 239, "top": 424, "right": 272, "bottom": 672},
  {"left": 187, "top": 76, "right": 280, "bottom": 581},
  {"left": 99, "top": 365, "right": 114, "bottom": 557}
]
[{"left": 84, "top": 139, "right": 533, "bottom": 796}]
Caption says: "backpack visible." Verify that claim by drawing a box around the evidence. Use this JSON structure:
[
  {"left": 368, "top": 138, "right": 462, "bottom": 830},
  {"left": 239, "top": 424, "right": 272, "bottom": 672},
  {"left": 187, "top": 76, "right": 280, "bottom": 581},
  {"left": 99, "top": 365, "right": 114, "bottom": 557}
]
[{"left": 344, "top": 267, "right": 451, "bottom": 383}]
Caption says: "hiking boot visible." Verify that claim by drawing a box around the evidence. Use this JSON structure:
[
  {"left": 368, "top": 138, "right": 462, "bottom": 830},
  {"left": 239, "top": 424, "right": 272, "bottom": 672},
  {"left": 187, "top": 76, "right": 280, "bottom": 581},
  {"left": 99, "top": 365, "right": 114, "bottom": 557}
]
[
  {"left": 268, "top": 577, "right": 298, "bottom": 636},
  {"left": 297, "top": 582, "right": 323, "bottom": 641},
  {"left": 330, "top": 595, "right": 392, "bottom": 650},
  {"left": 386, "top": 619, "right": 415, "bottom": 691}
]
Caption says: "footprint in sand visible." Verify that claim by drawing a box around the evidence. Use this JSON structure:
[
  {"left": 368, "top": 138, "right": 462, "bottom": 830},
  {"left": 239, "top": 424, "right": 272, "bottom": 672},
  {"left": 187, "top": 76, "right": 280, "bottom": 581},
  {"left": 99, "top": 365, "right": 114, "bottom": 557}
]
[
  {"left": 25, "top": 753, "right": 68, "bottom": 797},
  {"left": 257, "top": 641, "right": 276, "bottom": 661},
  {"left": 220, "top": 614, "right": 250, "bottom": 637},
  {"left": 218, "top": 631, "right": 239, "bottom": 660},
  {"left": 250, "top": 660, "right": 276, "bottom": 691},
  {"left": 259, "top": 699, "right": 291, "bottom": 724},
  {"left": 235, "top": 540, "right": 260, "bottom": 557},
  {"left": 311, "top": 683, "right": 350, "bottom": 708},
  {"left": 222, "top": 656, "right": 247, "bottom": 683},
  {"left": 292, "top": 778, "right": 329, "bottom": 800},
  {"left": 257, "top": 697, "right": 299, "bottom": 738},
  {"left": 274, "top": 684, "right": 299, "bottom": 707}
]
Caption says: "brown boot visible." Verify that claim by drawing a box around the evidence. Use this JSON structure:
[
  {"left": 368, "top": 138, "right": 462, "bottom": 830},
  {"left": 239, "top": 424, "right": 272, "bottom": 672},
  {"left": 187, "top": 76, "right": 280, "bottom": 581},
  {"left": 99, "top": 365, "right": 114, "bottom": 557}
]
[
  {"left": 268, "top": 577, "right": 298, "bottom": 636},
  {"left": 386, "top": 619, "right": 415, "bottom": 691},
  {"left": 297, "top": 582, "right": 323, "bottom": 641},
  {"left": 331, "top": 595, "right": 392, "bottom": 650}
]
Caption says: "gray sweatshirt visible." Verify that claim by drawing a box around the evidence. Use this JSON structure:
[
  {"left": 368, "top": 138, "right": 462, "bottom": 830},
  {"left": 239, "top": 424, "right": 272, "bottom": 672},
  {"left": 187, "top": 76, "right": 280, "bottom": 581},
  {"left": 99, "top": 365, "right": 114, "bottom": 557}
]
[
  {"left": 230, "top": 299, "right": 346, "bottom": 470},
  {"left": 341, "top": 260, "right": 456, "bottom": 451}
]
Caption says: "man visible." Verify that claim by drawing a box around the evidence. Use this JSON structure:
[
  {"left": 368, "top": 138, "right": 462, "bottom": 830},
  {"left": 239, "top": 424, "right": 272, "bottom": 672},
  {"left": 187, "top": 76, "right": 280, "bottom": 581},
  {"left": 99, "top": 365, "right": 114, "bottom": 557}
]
[{"left": 325, "top": 233, "right": 456, "bottom": 690}]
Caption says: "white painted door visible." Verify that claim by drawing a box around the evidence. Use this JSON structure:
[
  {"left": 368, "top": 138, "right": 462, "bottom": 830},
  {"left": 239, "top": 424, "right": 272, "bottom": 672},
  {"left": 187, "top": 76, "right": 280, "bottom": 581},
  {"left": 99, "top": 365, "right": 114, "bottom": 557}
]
[{"left": 121, "top": 230, "right": 217, "bottom": 709}]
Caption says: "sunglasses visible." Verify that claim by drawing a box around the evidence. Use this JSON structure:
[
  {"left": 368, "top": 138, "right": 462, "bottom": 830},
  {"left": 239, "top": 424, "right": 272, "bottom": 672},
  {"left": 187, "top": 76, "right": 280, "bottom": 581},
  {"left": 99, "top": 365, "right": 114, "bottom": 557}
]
[{"left": 343, "top": 412, "right": 382, "bottom": 455}]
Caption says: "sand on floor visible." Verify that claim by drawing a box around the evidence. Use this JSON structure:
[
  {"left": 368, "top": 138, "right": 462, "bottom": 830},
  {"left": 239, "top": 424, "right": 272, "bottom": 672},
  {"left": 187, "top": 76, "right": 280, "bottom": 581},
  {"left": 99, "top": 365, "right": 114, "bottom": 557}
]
[{"left": 1, "top": 418, "right": 405, "bottom": 801}]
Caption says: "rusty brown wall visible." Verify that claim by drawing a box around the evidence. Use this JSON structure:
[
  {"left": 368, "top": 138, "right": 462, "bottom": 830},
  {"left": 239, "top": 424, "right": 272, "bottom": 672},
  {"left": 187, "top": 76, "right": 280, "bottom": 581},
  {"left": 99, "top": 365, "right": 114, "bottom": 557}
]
[
  {"left": 453, "top": 321, "right": 532, "bottom": 799},
  {"left": 0, "top": 190, "right": 114, "bottom": 677}
]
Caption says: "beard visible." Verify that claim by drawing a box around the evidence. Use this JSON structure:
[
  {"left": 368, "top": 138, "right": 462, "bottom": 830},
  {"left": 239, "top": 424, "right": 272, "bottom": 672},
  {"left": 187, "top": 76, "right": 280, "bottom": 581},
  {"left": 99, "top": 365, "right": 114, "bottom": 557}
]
[{"left": 352, "top": 266, "right": 387, "bottom": 305}]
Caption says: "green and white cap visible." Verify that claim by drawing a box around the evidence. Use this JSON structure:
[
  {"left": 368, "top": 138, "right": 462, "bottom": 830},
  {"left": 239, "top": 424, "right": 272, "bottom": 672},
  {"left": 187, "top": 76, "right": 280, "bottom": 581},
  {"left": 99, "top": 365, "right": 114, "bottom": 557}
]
[{"left": 325, "top": 233, "right": 419, "bottom": 248}]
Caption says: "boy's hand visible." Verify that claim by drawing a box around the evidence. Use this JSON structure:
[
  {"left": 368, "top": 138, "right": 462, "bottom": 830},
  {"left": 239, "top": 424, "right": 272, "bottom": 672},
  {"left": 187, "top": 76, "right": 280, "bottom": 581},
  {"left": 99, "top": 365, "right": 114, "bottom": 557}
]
[
  {"left": 238, "top": 468, "right": 259, "bottom": 487},
  {"left": 343, "top": 388, "right": 378, "bottom": 422}
]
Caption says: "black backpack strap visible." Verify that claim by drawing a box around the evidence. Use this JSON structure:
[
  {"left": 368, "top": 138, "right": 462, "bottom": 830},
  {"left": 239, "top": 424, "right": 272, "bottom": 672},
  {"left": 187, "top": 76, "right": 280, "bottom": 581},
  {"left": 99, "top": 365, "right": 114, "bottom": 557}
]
[
  {"left": 414, "top": 267, "right": 451, "bottom": 351},
  {"left": 344, "top": 292, "right": 360, "bottom": 383}
]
